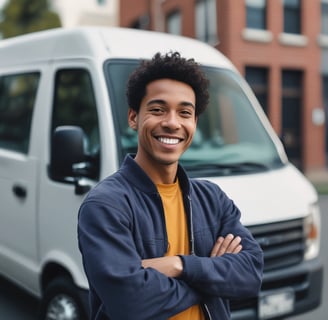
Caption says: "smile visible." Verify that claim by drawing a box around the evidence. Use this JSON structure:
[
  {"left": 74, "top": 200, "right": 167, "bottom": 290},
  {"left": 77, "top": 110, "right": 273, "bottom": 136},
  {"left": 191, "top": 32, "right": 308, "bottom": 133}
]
[{"left": 157, "top": 137, "right": 180, "bottom": 145}]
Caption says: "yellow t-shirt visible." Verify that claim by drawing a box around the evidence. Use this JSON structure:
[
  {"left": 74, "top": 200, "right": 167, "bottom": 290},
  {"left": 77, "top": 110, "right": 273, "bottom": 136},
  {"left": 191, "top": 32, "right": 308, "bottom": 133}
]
[{"left": 157, "top": 181, "right": 205, "bottom": 320}]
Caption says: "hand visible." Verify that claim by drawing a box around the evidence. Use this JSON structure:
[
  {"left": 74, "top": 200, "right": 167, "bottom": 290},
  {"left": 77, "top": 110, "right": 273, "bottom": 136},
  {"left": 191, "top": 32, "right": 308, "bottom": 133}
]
[
  {"left": 210, "top": 234, "right": 242, "bottom": 257},
  {"left": 142, "top": 256, "right": 183, "bottom": 278}
]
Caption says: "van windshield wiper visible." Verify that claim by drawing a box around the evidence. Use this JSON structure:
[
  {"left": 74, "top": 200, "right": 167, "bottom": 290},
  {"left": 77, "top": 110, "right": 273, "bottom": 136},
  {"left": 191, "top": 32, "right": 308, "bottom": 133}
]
[{"left": 184, "top": 161, "right": 269, "bottom": 176}]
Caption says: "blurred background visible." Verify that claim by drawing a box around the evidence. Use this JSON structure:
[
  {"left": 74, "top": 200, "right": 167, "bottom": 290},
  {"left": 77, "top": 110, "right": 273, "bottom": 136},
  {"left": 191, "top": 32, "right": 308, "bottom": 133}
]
[
  {"left": 0, "top": 1, "right": 327, "bottom": 320},
  {"left": 1, "top": 0, "right": 328, "bottom": 187}
]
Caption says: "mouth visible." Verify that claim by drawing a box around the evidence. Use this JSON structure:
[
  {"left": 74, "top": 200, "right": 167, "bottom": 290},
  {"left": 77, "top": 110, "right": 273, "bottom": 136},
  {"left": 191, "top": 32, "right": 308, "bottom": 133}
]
[{"left": 156, "top": 136, "right": 181, "bottom": 145}]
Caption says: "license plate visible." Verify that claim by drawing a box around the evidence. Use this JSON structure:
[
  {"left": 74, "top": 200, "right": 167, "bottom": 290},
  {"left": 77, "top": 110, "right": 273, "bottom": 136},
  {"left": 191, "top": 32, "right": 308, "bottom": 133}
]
[{"left": 258, "top": 289, "right": 295, "bottom": 319}]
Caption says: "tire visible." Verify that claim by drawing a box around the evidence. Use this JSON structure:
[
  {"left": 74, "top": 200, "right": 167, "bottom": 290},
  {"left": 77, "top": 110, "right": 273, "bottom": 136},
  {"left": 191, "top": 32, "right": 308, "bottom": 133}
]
[{"left": 38, "top": 276, "right": 89, "bottom": 320}]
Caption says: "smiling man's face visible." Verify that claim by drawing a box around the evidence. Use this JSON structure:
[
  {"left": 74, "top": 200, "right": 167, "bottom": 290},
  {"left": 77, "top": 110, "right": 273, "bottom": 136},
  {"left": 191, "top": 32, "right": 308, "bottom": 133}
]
[{"left": 128, "top": 78, "right": 197, "bottom": 178}]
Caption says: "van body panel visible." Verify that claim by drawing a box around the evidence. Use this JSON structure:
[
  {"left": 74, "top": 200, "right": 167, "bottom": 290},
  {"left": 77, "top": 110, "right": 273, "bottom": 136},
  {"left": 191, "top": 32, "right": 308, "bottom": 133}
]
[
  {"left": 0, "top": 151, "right": 39, "bottom": 293},
  {"left": 0, "top": 27, "right": 235, "bottom": 70},
  {"left": 99, "top": 27, "right": 234, "bottom": 67},
  {"left": 38, "top": 179, "right": 88, "bottom": 288},
  {"left": 37, "top": 60, "right": 101, "bottom": 291},
  {"left": 207, "top": 164, "right": 318, "bottom": 225},
  {"left": 0, "top": 28, "right": 108, "bottom": 67}
]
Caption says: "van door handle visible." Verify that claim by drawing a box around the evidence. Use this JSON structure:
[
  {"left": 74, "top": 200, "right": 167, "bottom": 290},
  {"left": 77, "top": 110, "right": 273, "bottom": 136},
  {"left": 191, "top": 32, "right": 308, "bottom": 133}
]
[{"left": 13, "top": 184, "right": 27, "bottom": 199}]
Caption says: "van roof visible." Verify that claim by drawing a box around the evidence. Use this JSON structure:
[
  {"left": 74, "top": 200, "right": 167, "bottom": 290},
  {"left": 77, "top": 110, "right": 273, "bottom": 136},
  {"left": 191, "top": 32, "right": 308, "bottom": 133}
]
[{"left": 0, "top": 27, "right": 235, "bottom": 69}]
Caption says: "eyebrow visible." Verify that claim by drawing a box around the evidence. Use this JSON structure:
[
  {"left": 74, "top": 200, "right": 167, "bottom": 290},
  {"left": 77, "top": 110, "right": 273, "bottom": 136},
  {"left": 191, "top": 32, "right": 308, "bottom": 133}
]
[{"left": 147, "top": 99, "right": 195, "bottom": 109}]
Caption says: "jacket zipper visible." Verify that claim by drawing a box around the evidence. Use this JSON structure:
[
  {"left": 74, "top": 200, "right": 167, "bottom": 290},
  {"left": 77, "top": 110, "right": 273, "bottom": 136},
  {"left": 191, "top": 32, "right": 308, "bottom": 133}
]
[
  {"left": 187, "top": 195, "right": 212, "bottom": 320},
  {"left": 203, "top": 303, "right": 213, "bottom": 320},
  {"left": 156, "top": 192, "right": 169, "bottom": 253},
  {"left": 187, "top": 195, "right": 195, "bottom": 255}
]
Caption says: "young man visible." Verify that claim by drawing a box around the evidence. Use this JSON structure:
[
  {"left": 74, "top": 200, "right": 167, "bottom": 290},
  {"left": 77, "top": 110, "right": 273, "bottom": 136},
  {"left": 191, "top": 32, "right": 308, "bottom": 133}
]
[{"left": 78, "top": 52, "right": 263, "bottom": 320}]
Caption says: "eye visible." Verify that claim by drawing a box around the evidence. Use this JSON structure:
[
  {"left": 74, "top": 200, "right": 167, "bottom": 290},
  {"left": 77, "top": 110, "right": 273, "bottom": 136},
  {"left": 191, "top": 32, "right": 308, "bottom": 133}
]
[
  {"left": 180, "top": 109, "right": 194, "bottom": 118},
  {"left": 148, "top": 104, "right": 165, "bottom": 115},
  {"left": 149, "top": 106, "right": 164, "bottom": 114}
]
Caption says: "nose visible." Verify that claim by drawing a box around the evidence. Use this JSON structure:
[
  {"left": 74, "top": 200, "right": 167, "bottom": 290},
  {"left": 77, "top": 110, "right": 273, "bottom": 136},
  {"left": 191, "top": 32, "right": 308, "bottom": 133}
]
[{"left": 162, "top": 111, "right": 181, "bottom": 129}]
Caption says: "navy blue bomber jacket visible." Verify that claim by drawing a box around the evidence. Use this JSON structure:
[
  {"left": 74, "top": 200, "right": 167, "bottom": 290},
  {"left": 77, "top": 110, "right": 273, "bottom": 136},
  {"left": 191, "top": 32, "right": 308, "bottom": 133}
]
[{"left": 78, "top": 154, "right": 263, "bottom": 320}]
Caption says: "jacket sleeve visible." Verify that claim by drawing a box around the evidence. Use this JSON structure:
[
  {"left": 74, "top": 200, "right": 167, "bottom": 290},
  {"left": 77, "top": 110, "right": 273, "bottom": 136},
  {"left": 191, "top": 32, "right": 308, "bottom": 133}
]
[
  {"left": 179, "top": 186, "right": 264, "bottom": 299},
  {"left": 78, "top": 198, "right": 202, "bottom": 320}
]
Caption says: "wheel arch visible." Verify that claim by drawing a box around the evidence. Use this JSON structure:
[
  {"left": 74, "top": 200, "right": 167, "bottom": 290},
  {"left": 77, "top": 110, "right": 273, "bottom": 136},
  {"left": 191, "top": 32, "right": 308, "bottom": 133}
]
[{"left": 39, "top": 250, "right": 89, "bottom": 293}]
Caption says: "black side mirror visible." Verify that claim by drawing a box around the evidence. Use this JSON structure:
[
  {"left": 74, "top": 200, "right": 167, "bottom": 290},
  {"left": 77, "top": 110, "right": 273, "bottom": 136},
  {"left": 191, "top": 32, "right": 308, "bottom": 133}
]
[
  {"left": 50, "top": 126, "right": 91, "bottom": 194},
  {"left": 51, "top": 126, "right": 85, "bottom": 178}
]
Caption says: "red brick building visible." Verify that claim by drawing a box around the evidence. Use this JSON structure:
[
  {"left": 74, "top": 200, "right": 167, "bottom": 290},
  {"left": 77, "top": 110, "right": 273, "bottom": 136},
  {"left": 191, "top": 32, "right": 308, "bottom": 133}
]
[{"left": 120, "top": 0, "right": 325, "bottom": 173}]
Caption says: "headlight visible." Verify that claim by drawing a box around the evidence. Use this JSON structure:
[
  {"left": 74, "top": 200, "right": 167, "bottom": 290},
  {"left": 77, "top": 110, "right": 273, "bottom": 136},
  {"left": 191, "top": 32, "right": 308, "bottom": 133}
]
[{"left": 304, "top": 203, "right": 321, "bottom": 260}]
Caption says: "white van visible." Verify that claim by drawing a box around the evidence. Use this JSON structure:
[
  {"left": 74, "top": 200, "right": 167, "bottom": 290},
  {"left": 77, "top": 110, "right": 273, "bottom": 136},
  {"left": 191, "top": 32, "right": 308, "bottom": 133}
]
[{"left": 0, "top": 27, "right": 323, "bottom": 320}]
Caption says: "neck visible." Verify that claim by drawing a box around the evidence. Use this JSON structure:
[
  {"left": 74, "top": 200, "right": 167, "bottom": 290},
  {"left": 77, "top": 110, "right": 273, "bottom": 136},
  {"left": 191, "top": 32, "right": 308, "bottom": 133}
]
[{"left": 134, "top": 155, "right": 178, "bottom": 184}]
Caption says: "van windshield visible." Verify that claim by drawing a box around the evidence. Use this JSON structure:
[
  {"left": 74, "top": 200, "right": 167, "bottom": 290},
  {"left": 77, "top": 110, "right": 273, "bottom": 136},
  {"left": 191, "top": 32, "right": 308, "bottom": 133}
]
[{"left": 105, "top": 60, "right": 283, "bottom": 177}]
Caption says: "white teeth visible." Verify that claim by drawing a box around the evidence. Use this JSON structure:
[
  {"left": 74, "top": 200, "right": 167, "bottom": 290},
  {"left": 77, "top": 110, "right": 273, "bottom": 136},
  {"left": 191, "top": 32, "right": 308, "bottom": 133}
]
[{"left": 158, "top": 137, "right": 180, "bottom": 145}]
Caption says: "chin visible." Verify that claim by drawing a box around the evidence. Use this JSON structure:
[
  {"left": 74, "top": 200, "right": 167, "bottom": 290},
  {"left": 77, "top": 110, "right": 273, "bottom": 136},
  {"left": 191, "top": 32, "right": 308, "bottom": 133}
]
[{"left": 157, "top": 156, "right": 179, "bottom": 166}]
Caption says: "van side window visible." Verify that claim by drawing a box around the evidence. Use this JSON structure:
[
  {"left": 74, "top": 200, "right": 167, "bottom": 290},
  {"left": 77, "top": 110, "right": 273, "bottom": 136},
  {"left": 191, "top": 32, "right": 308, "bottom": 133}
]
[
  {"left": 51, "top": 68, "right": 100, "bottom": 179},
  {"left": 0, "top": 72, "right": 40, "bottom": 154}
]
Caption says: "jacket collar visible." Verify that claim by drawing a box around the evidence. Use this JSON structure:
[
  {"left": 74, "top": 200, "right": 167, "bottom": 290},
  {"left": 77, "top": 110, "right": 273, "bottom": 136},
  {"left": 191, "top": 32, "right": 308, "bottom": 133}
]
[{"left": 119, "top": 154, "right": 191, "bottom": 195}]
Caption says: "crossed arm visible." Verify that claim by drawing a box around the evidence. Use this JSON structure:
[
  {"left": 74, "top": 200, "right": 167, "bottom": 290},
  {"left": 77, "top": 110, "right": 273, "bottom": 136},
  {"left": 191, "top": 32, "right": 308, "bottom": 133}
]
[{"left": 142, "top": 234, "right": 242, "bottom": 278}]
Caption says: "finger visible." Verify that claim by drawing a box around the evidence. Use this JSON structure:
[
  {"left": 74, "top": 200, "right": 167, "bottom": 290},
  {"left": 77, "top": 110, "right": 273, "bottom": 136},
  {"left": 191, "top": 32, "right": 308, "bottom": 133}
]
[
  {"left": 211, "top": 236, "right": 224, "bottom": 257},
  {"left": 232, "top": 244, "right": 242, "bottom": 254},
  {"left": 225, "top": 236, "right": 242, "bottom": 254},
  {"left": 216, "top": 234, "right": 234, "bottom": 256}
]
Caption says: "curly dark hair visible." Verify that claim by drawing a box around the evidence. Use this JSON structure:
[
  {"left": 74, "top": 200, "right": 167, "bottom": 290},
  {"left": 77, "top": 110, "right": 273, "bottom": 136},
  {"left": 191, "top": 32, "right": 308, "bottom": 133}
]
[{"left": 126, "top": 51, "right": 209, "bottom": 116}]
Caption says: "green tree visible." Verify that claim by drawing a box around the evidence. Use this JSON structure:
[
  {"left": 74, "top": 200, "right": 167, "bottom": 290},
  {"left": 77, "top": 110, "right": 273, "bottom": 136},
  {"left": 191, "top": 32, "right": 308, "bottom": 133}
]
[{"left": 0, "top": 0, "right": 61, "bottom": 38}]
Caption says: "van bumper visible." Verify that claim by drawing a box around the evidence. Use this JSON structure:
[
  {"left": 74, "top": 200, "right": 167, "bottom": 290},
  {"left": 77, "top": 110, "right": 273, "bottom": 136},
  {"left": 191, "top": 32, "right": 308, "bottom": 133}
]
[{"left": 230, "top": 257, "right": 323, "bottom": 320}]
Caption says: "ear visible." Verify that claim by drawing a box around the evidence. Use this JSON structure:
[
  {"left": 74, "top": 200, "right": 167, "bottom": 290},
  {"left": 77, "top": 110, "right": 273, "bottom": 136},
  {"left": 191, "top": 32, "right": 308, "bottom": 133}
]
[{"left": 128, "top": 108, "right": 138, "bottom": 131}]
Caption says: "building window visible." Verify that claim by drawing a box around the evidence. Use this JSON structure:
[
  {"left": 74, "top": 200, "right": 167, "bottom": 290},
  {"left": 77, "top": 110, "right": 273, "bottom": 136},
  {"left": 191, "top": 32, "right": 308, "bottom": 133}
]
[
  {"left": 130, "top": 15, "right": 150, "bottom": 30},
  {"left": 245, "top": 67, "right": 269, "bottom": 115},
  {"left": 283, "top": 0, "right": 301, "bottom": 34},
  {"left": 322, "top": 0, "right": 328, "bottom": 35},
  {"left": 246, "top": 0, "right": 267, "bottom": 30},
  {"left": 323, "top": 75, "right": 328, "bottom": 163},
  {"left": 281, "top": 70, "right": 303, "bottom": 169},
  {"left": 195, "top": 0, "right": 218, "bottom": 45},
  {"left": 167, "top": 10, "right": 181, "bottom": 35}
]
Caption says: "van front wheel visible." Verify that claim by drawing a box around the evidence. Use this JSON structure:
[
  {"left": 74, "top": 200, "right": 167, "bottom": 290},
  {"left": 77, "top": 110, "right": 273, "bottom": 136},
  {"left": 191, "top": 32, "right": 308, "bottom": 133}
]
[{"left": 39, "top": 277, "right": 88, "bottom": 320}]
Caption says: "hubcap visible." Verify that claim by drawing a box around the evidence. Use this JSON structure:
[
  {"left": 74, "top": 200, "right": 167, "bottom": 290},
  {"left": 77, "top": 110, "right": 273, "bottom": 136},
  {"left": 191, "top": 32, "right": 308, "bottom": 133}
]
[{"left": 46, "top": 294, "right": 79, "bottom": 320}]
